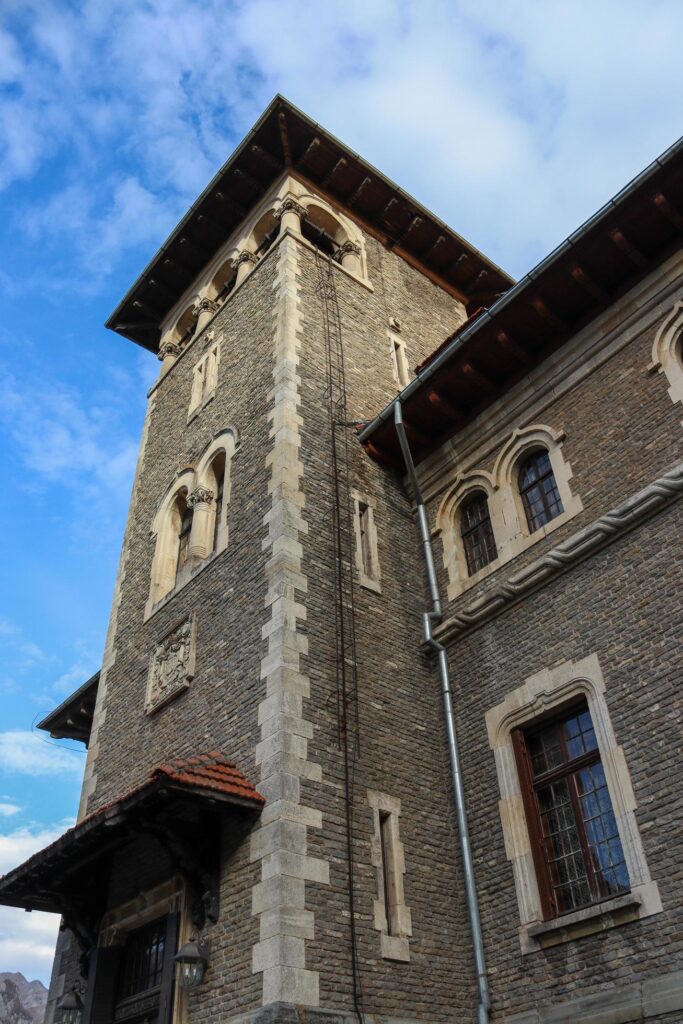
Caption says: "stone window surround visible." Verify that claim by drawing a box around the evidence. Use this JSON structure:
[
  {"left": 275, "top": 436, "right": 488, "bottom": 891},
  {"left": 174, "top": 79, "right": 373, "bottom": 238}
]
[
  {"left": 98, "top": 877, "right": 190, "bottom": 1024},
  {"left": 351, "top": 489, "right": 381, "bottom": 593},
  {"left": 485, "top": 654, "right": 662, "bottom": 955},
  {"left": 145, "top": 429, "right": 237, "bottom": 620},
  {"left": 155, "top": 175, "right": 372, "bottom": 368},
  {"left": 437, "top": 424, "right": 583, "bottom": 601},
  {"left": 648, "top": 297, "right": 683, "bottom": 418},
  {"left": 188, "top": 338, "right": 221, "bottom": 422},
  {"left": 388, "top": 326, "right": 411, "bottom": 389},
  {"left": 367, "top": 790, "right": 412, "bottom": 962}
]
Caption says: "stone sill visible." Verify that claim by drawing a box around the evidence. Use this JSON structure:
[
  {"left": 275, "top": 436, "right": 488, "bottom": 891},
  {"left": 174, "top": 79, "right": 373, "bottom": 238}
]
[
  {"left": 522, "top": 892, "right": 642, "bottom": 953},
  {"left": 144, "top": 547, "right": 223, "bottom": 623},
  {"left": 359, "top": 573, "right": 382, "bottom": 594}
]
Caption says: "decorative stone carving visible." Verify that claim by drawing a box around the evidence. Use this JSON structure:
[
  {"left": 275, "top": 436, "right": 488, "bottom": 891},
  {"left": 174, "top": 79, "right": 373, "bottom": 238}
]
[
  {"left": 158, "top": 340, "right": 181, "bottom": 368},
  {"left": 274, "top": 196, "right": 308, "bottom": 234},
  {"left": 145, "top": 615, "right": 196, "bottom": 714},
  {"left": 187, "top": 486, "right": 214, "bottom": 508},
  {"left": 336, "top": 240, "right": 362, "bottom": 275},
  {"left": 193, "top": 297, "right": 220, "bottom": 335},
  {"left": 232, "top": 249, "right": 260, "bottom": 285}
]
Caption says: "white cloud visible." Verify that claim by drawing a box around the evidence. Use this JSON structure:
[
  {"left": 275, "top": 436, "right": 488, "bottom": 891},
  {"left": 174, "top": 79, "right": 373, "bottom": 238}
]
[
  {"left": 0, "top": 732, "right": 84, "bottom": 778},
  {"left": 0, "top": 822, "right": 71, "bottom": 983},
  {"left": 0, "top": 908, "right": 60, "bottom": 984},
  {"left": 0, "top": 804, "right": 20, "bottom": 817}
]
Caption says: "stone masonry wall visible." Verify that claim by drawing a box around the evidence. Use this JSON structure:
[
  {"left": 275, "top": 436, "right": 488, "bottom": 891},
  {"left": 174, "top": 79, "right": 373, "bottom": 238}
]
[{"left": 444, "top": 500, "right": 682, "bottom": 1021}]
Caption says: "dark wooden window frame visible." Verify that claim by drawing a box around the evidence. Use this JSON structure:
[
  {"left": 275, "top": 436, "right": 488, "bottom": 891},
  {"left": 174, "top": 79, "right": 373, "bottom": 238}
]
[
  {"left": 460, "top": 491, "right": 497, "bottom": 576},
  {"left": 512, "top": 699, "right": 630, "bottom": 920},
  {"left": 518, "top": 449, "right": 563, "bottom": 534}
]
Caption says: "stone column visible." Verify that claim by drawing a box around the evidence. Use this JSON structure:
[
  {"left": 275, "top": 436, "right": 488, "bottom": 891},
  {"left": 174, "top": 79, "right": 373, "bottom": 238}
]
[
  {"left": 337, "top": 240, "right": 362, "bottom": 276},
  {"left": 232, "top": 250, "right": 259, "bottom": 286},
  {"left": 193, "top": 297, "right": 220, "bottom": 335},
  {"left": 187, "top": 487, "right": 215, "bottom": 560},
  {"left": 274, "top": 196, "right": 308, "bottom": 235},
  {"left": 158, "top": 339, "right": 181, "bottom": 372}
]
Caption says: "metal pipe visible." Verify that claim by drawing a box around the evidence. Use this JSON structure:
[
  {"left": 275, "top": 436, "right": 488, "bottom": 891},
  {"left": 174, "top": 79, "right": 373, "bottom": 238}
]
[{"left": 393, "top": 400, "right": 490, "bottom": 1024}]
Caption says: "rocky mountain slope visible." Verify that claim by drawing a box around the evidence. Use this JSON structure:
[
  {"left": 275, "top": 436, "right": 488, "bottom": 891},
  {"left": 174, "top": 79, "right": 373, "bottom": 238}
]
[{"left": 0, "top": 974, "right": 47, "bottom": 1024}]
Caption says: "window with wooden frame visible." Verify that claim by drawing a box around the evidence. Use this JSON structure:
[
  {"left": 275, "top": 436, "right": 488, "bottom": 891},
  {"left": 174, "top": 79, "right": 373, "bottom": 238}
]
[
  {"left": 513, "top": 700, "right": 630, "bottom": 919},
  {"left": 368, "top": 790, "right": 412, "bottom": 961},
  {"left": 86, "top": 913, "right": 179, "bottom": 1024},
  {"left": 518, "top": 450, "right": 564, "bottom": 533},
  {"left": 460, "top": 492, "right": 497, "bottom": 576}
]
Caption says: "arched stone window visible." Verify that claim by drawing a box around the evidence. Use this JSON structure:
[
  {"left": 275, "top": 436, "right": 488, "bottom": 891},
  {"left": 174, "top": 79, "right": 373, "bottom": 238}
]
[
  {"left": 517, "top": 450, "right": 564, "bottom": 533},
  {"left": 172, "top": 305, "right": 197, "bottom": 348},
  {"left": 649, "top": 299, "right": 683, "bottom": 416},
  {"left": 148, "top": 475, "right": 195, "bottom": 613},
  {"left": 251, "top": 209, "right": 279, "bottom": 257},
  {"left": 460, "top": 491, "right": 497, "bottom": 576},
  {"left": 208, "top": 259, "right": 237, "bottom": 305}
]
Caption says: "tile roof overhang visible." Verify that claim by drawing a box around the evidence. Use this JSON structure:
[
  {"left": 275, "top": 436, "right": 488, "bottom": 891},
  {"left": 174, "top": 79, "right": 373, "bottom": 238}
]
[
  {"left": 37, "top": 671, "right": 100, "bottom": 747},
  {"left": 0, "top": 753, "right": 264, "bottom": 926},
  {"left": 105, "top": 95, "right": 513, "bottom": 352},
  {"left": 359, "top": 136, "right": 683, "bottom": 469}
]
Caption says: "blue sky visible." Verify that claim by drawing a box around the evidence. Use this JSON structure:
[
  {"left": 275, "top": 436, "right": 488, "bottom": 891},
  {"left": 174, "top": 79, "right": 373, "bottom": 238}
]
[{"left": 1, "top": 0, "right": 682, "bottom": 985}]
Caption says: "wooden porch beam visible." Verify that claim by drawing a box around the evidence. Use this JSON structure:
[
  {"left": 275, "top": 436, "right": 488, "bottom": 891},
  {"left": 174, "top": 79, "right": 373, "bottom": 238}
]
[
  {"left": 652, "top": 192, "right": 683, "bottom": 232},
  {"left": 278, "top": 111, "right": 292, "bottom": 166}
]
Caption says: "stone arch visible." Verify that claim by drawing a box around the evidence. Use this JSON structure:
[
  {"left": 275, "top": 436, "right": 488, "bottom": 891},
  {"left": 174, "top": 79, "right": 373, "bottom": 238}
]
[
  {"left": 172, "top": 303, "right": 198, "bottom": 346},
  {"left": 437, "top": 470, "right": 499, "bottom": 595},
  {"left": 207, "top": 257, "right": 238, "bottom": 303},
  {"left": 650, "top": 299, "right": 683, "bottom": 414},
  {"left": 148, "top": 467, "right": 196, "bottom": 612},
  {"left": 250, "top": 208, "right": 279, "bottom": 256},
  {"left": 194, "top": 429, "right": 238, "bottom": 556}
]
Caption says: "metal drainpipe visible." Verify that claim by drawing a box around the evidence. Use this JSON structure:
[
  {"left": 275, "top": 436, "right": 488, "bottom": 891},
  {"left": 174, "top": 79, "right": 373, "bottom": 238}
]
[{"left": 393, "top": 400, "right": 490, "bottom": 1024}]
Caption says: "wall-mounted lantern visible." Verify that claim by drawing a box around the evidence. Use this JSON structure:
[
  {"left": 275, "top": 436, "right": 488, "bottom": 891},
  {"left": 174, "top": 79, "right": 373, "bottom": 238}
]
[
  {"left": 173, "top": 937, "right": 210, "bottom": 989},
  {"left": 57, "top": 987, "right": 83, "bottom": 1024}
]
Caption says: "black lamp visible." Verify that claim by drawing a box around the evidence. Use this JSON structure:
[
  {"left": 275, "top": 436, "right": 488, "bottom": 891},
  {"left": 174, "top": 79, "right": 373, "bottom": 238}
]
[
  {"left": 173, "top": 937, "right": 210, "bottom": 989},
  {"left": 57, "top": 987, "right": 83, "bottom": 1024}
]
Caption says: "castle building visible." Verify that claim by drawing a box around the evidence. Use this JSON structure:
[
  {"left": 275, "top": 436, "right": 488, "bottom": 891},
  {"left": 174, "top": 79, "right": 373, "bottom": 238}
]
[{"left": 1, "top": 96, "right": 682, "bottom": 1024}]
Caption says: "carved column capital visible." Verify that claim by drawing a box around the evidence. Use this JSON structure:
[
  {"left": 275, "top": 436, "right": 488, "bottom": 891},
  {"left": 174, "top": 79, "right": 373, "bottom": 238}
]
[
  {"left": 193, "top": 296, "right": 220, "bottom": 335},
  {"left": 187, "top": 486, "right": 214, "bottom": 508},
  {"left": 232, "top": 249, "right": 260, "bottom": 285},
  {"left": 193, "top": 297, "right": 219, "bottom": 318},
  {"left": 336, "top": 239, "right": 362, "bottom": 275},
  {"left": 336, "top": 240, "right": 361, "bottom": 260},
  {"left": 158, "top": 340, "right": 181, "bottom": 364},
  {"left": 232, "top": 250, "right": 259, "bottom": 269},
  {"left": 274, "top": 196, "right": 308, "bottom": 223}
]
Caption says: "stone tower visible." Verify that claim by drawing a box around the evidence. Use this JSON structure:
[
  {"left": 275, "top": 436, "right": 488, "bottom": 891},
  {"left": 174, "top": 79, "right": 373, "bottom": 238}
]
[
  {"left": 3, "top": 97, "right": 682, "bottom": 1024},
  {"left": 0, "top": 97, "right": 511, "bottom": 1024}
]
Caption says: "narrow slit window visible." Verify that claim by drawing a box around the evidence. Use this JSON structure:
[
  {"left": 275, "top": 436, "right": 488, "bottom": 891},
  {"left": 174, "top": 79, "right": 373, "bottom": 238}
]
[
  {"left": 379, "top": 812, "right": 395, "bottom": 935},
  {"left": 358, "top": 502, "right": 372, "bottom": 577},
  {"left": 212, "top": 452, "right": 226, "bottom": 553},
  {"left": 189, "top": 343, "right": 220, "bottom": 417},
  {"left": 513, "top": 700, "right": 630, "bottom": 919},
  {"left": 390, "top": 336, "right": 410, "bottom": 388}
]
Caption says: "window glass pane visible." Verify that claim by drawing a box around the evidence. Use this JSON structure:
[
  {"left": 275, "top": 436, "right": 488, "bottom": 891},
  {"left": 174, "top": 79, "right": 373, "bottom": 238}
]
[
  {"left": 461, "top": 493, "right": 496, "bottom": 576},
  {"left": 519, "top": 451, "right": 564, "bottom": 533},
  {"left": 117, "top": 918, "right": 166, "bottom": 1000}
]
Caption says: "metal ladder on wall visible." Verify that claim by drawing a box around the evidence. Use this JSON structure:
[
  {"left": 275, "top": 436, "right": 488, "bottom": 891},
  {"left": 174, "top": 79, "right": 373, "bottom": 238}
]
[{"left": 314, "top": 248, "right": 364, "bottom": 1024}]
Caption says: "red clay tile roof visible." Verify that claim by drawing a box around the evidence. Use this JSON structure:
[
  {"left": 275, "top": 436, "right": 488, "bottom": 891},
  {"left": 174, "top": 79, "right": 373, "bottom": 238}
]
[
  {"left": 151, "top": 751, "right": 265, "bottom": 805},
  {"left": 0, "top": 751, "right": 264, "bottom": 911}
]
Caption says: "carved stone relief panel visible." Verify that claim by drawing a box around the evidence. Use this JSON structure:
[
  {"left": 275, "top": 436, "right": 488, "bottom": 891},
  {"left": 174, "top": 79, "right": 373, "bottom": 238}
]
[{"left": 145, "top": 615, "right": 196, "bottom": 714}]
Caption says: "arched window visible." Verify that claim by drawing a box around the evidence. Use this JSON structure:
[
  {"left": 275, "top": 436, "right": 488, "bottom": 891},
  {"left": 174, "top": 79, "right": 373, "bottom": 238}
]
[
  {"left": 252, "top": 209, "right": 279, "bottom": 257},
  {"left": 208, "top": 259, "right": 237, "bottom": 304},
  {"left": 173, "top": 305, "right": 196, "bottom": 348},
  {"left": 460, "top": 492, "right": 497, "bottom": 576},
  {"left": 301, "top": 205, "right": 345, "bottom": 259},
  {"left": 518, "top": 450, "right": 564, "bottom": 533}
]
